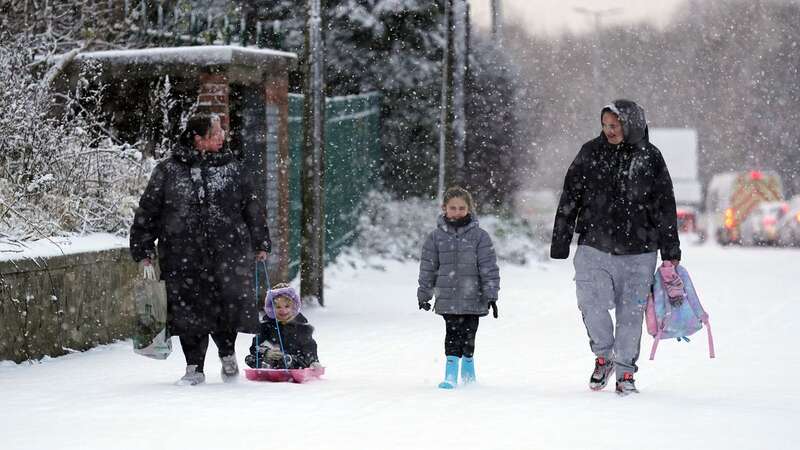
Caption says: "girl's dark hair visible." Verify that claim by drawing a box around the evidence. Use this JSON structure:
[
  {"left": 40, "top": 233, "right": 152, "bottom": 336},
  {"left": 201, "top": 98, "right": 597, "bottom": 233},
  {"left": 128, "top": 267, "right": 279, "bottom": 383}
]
[
  {"left": 178, "top": 113, "right": 219, "bottom": 147},
  {"left": 442, "top": 186, "right": 475, "bottom": 212}
]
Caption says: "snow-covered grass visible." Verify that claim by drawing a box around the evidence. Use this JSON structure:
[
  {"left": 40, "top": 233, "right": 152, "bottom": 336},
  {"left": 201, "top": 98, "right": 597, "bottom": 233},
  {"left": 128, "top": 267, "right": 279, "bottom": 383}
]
[
  {"left": 0, "top": 233, "right": 129, "bottom": 262},
  {"left": 1, "top": 240, "right": 798, "bottom": 450}
]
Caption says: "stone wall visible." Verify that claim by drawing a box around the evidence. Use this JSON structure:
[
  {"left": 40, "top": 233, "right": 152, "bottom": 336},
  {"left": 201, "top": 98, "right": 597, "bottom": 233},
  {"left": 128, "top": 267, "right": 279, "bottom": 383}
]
[{"left": 0, "top": 249, "right": 138, "bottom": 363}]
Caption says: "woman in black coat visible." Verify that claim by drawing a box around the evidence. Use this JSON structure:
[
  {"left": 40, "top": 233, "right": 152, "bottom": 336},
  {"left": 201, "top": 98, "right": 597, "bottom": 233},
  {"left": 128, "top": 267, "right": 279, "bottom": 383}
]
[{"left": 130, "top": 113, "right": 271, "bottom": 386}]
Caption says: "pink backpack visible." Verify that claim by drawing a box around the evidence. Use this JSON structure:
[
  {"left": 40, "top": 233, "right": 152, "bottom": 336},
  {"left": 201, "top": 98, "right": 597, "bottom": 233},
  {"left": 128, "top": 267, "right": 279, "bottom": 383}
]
[{"left": 646, "top": 262, "right": 715, "bottom": 360}]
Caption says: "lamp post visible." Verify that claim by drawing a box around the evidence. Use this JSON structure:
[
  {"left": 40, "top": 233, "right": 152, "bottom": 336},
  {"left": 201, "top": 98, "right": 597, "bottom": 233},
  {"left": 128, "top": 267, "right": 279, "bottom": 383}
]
[
  {"left": 572, "top": 6, "right": 621, "bottom": 90},
  {"left": 491, "top": 0, "right": 502, "bottom": 42}
]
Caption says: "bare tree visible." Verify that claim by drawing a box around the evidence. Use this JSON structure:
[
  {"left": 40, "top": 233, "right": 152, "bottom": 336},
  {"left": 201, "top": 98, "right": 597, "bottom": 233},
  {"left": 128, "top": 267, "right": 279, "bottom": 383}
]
[{"left": 0, "top": 35, "right": 151, "bottom": 240}]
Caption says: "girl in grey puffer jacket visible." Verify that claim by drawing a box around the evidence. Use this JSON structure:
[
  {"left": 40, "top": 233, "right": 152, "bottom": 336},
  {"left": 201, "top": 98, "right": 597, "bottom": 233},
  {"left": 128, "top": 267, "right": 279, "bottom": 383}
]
[{"left": 417, "top": 186, "right": 500, "bottom": 389}]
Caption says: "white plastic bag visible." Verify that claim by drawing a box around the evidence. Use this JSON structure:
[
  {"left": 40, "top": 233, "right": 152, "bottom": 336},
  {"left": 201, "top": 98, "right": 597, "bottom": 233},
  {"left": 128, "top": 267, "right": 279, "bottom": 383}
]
[{"left": 132, "top": 263, "right": 171, "bottom": 359}]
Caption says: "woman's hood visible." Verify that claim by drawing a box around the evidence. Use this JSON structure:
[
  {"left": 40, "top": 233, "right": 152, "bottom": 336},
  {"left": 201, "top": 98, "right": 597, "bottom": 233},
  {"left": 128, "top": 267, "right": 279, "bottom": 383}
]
[{"left": 601, "top": 99, "right": 649, "bottom": 146}]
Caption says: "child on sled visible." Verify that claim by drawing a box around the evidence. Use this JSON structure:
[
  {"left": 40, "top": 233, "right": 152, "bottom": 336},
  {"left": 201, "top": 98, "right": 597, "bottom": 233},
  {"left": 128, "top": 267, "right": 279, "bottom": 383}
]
[{"left": 245, "top": 284, "right": 320, "bottom": 369}]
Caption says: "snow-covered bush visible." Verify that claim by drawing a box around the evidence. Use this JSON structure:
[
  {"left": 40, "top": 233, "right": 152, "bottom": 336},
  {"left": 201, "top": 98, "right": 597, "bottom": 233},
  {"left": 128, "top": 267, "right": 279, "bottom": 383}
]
[
  {"left": 0, "top": 36, "right": 152, "bottom": 241},
  {"left": 353, "top": 191, "right": 545, "bottom": 264},
  {"left": 354, "top": 191, "right": 438, "bottom": 260},
  {"left": 478, "top": 215, "right": 547, "bottom": 265}
]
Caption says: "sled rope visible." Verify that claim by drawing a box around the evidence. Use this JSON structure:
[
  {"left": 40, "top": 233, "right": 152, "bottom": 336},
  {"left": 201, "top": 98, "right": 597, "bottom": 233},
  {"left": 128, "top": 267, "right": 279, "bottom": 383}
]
[
  {"left": 261, "top": 260, "right": 290, "bottom": 371},
  {"left": 255, "top": 265, "right": 260, "bottom": 369}
]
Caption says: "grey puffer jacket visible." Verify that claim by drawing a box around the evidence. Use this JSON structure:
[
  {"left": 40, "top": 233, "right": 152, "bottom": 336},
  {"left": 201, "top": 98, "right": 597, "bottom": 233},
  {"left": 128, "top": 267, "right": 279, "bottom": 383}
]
[{"left": 417, "top": 215, "right": 500, "bottom": 316}]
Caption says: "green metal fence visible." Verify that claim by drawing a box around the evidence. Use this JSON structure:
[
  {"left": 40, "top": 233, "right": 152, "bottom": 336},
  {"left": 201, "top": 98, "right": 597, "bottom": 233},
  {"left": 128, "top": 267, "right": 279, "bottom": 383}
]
[{"left": 287, "top": 92, "right": 381, "bottom": 278}]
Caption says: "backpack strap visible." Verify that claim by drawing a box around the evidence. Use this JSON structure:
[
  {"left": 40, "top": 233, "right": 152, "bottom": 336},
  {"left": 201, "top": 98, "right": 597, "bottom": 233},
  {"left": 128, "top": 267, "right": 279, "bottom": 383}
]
[
  {"left": 681, "top": 265, "right": 713, "bottom": 359},
  {"left": 649, "top": 291, "right": 675, "bottom": 361},
  {"left": 704, "top": 317, "right": 716, "bottom": 359},
  {"left": 649, "top": 327, "right": 663, "bottom": 360}
]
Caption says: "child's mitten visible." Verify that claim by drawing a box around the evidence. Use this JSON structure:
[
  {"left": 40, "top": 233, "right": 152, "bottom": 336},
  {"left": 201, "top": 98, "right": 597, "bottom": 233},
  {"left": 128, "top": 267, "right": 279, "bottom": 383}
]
[
  {"left": 266, "top": 349, "right": 284, "bottom": 361},
  {"left": 245, "top": 353, "right": 268, "bottom": 368}
]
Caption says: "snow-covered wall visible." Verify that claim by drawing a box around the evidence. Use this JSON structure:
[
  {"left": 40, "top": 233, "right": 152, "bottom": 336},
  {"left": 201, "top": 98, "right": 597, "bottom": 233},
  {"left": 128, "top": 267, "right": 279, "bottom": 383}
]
[{"left": 0, "top": 247, "right": 137, "bottom": 363}]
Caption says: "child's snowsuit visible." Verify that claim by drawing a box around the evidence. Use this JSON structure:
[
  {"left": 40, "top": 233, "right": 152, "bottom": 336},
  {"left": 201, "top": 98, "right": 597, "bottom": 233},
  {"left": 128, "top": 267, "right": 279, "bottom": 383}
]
[{"left": 245, "top": 313, "right": 319, "bottom": 369}]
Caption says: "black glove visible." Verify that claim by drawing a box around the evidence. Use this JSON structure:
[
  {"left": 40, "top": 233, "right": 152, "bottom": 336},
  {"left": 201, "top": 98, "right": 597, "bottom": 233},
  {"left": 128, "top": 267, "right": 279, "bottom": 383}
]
[
  {"left": 418, "top": 300, "right": 431, "bottom": 311},
  {"left": 257, "top": 239, "right": 272, "bottom": 254},
  {"left": 488, "top": 301, "right": 498, "bottom": 318}
]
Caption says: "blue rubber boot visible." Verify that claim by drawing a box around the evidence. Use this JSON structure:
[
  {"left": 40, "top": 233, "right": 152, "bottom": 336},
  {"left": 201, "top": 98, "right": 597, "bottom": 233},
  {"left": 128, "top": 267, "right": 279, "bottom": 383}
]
[
  {"left": 438, "top": 355, "right": 460, "bottom": 389},
  {"left": 461, "top": 356, "right": 476, "bottom": 384}
]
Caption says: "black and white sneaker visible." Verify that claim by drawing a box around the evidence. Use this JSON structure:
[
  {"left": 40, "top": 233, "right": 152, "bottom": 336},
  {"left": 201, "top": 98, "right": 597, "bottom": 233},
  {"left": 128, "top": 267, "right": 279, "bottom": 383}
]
[
  {"left": 589, "top": 357, "right": 614, "bottom": 391},
  {"left": 615, "top": 372, "right": 639, "bottom": 396}
]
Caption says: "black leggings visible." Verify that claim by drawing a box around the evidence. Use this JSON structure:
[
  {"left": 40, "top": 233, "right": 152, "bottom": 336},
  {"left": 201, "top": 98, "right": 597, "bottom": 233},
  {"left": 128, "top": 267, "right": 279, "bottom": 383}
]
[
  {"left": 179, "top": 332, "right": 238, "bottom": 372},
  {"left": 443, "top": 314, "right": 480, "bottom": 358}
]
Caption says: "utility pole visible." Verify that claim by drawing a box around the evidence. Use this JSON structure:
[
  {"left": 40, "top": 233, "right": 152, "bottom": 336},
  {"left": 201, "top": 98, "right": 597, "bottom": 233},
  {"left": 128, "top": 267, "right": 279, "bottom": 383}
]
[
  {"left": 444, "top": 0, "right": 468, "bottom": 189},
  {"left": 573, "top": 7, "right": 620, "bottom": 91},
  {"left": 438, "top": 0, "right": 449, "bottom": 205},
  {"left": 300, "top": 0, "right": 325, "bottom": 306},
  {"left": 465, "top": 2, "right": 471, "bottom": 88}
]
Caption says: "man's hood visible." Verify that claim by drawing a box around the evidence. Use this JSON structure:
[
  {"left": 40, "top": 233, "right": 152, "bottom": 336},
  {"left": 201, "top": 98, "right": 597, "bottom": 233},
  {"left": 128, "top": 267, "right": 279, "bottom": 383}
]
[{"left": 601, "top": 99, "right": 649, "bottom": 146}]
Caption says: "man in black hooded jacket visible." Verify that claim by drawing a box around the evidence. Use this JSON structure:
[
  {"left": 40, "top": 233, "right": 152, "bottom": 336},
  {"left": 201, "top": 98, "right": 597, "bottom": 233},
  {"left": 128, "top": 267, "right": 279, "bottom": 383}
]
[{"left": 550, "top": 99, "right": 681, "bottom": 395}]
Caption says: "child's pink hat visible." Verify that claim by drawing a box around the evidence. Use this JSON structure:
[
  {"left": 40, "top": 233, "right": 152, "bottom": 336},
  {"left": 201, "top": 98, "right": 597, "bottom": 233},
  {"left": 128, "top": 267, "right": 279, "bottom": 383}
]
[{"left": 265, "top": 286, "right": 302, "bottom": 319}]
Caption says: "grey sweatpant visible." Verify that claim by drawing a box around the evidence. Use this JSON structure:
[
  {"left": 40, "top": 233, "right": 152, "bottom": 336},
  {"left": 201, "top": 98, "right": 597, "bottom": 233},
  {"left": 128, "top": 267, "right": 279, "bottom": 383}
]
[{"left": 573, "top": 245, "right": 657, "bottom": 377}]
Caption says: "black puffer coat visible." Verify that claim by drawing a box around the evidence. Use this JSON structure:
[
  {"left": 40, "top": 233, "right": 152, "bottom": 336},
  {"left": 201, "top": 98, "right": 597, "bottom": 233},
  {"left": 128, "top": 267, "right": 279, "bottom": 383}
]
[
  {"left": 550, "top": 100, "right": 681, "bottom": 261},
  {"left": 246, "top": 313, "right": 319, "bottom": 369},
  {"left": 130, "top": 144, "right": 271, "bottom": 335}
]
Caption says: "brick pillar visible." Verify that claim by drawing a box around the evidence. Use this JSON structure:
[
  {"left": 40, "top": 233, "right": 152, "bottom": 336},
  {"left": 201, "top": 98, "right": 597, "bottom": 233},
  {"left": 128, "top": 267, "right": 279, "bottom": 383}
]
[
  {"left": 198, "top": 72, "right": 230, "bottom": 129},
  {"left": 265, "top": 73, "right": 290, "bottom": 283}
]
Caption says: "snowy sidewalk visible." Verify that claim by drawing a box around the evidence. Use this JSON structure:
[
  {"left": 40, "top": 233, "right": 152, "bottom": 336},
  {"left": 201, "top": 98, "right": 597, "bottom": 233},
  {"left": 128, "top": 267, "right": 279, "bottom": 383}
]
[{"left": 1, "top": 243, "right": 798, "bottom": 450}]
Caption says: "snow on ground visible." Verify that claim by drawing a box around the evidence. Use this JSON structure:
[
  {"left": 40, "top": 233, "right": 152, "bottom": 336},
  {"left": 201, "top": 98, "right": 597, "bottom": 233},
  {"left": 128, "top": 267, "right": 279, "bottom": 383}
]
[{"left": 1, "top": 240, "right": 798, "bottom": 450}]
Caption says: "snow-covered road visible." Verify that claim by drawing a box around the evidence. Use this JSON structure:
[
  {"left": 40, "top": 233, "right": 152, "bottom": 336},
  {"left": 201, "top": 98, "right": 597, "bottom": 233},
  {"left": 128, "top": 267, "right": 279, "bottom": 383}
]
[{"left": 1, "top": 242, "right": 798, "bottom": 450}]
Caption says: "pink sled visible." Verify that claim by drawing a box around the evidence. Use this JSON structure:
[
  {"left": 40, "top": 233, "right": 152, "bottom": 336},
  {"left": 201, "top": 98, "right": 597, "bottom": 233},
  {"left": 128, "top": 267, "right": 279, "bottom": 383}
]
[{"left": 244, "top": 366, "right": 325, "bottom": 383}]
